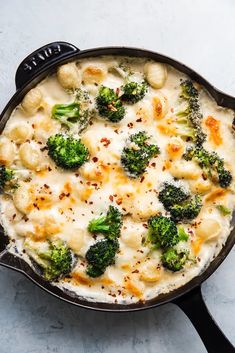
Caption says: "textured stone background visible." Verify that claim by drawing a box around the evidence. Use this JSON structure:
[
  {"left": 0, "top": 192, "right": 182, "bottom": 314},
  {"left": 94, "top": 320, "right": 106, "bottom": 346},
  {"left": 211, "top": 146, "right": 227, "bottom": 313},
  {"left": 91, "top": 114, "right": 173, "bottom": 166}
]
[{"left": 0, "top": 1, "right": 234, "bottom": 352}]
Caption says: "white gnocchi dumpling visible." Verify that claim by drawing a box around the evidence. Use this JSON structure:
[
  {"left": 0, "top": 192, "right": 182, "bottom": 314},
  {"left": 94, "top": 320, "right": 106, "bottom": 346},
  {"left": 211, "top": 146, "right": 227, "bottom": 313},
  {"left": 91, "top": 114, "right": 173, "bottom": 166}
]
[
  {"left": 195, "top": 218, "right": 221, "bottom": 241},
  {"left": 0, "top": 136, "right": 15, "bottom": 165},
  {"left": 166, "top": 137, "right": 185, "bottom": 160},
  {"left": 144, "top": 62, "right": 167, "bottom": 89},
  {"left": 13, "top": 182, "right": 32, "bottom": 213},
  {"left": 189, "top": 178, "right": 212, "bottom": 194},
  {"left": 82, "top": 64, "right": 107, "bottom": 85},
  {"left": 152, "top": 93, "right": 168, "bottom": 119},
  {"left": 57, "top": 63, "right": 81, "bottom": 89},
  {"left": 21, "top": 87, "right": 43, "bottom": 115},
  {"left": 7, "top": 123, "right": 33, "bottom": 144},
  {"left": 139, "top": 260, "right": 162, "bottom": 282},
  {"left": 169, "top": 160, "right": 201, "bottom": 180},
  {"left": 19, "top": 142, "right": 42, "bottom": 170}
]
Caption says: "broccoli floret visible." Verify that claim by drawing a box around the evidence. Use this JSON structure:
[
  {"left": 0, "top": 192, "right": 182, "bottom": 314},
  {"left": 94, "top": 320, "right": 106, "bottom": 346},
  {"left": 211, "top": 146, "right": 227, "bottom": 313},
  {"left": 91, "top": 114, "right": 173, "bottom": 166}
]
[
  {"left": 52, "top": 102, "right": 89, "bottom": 131},
  {"left": 86, "top": 239, "right": 119, "bottom": 277},
  {"left": 161, "top": 247, "right": 188, "bottom": 272},
  {"left": 158, "top": 183, "right": 202, "bottom": 222},
  {"left": 36, "top": 242, "right": 73, "bottom": 281},
  {"left": 148, "top": 215, "right": 179, "bottom": 248},
  {"left": 47, "top": 134, "right": 89, "bottom": 169},
  {"left": 88, "top": 205, "right": 123, "bottom": 240},
  {"left": 169, "top": 195, "right": 202, "bottom": 222},
  {"left": 184, "top": 146, "right": 232, "bottom": 188},
  {"left": 121, "top": 131, "right": 160, "bottom": 177},
  {"left": 175, "top": 80, "right": 206, "bottom": 145},
  {"left": 0, "top": 165, "right": 18, "bottom": 192},
  {"left": 216, "top": 204, "right": 231, "bottom": 216},
  {"left": 96, "top": 86, "right": 125, "bottom": 122},
  {"left": 158, "top": 183, "right": 189, "bottom": 210},
  {"left": 120, "top": 81, "right": 147, "bottom": 104}
]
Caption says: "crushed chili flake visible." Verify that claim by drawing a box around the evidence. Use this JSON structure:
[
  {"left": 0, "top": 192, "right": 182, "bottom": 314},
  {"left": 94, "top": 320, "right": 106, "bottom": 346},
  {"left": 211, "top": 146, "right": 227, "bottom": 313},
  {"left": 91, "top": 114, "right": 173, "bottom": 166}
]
[
  {"left": 44, "top": 184, "right": 49, "bottom": 189},
  {"left": 127, "top": 122, "right": 133, "bottom": 128},
  {"left": 75, "top": 173, "right": 80, "bottom": 177},
  {"left": 109, "top": 195, "right": 114, "bottom": 202},
  {"left": 132, "top": 269, "right": 139, "bottom": 273},
  {"left": 100, "top": 137, "right": 111, "bottom": 147},
  {"left": 140, "top": 176, "right": 145, "bottom": 183},
  {"left": 116, "top": 198, "right": 122, "bottom": 205},
  {"left": 151, "top": 162, "right": 156, "bottom": 167},
  {"left": 92, "top": 157, "right": 98, "bottom": 163},
  {"left": 114, "top": 129, "right": 119, "bottom": 134},
  {"left": 136, "top": 118, "right": 142, "bottom": 122},
  {"left": 143, "top": 223, "right": 148, "bottom": 229}
]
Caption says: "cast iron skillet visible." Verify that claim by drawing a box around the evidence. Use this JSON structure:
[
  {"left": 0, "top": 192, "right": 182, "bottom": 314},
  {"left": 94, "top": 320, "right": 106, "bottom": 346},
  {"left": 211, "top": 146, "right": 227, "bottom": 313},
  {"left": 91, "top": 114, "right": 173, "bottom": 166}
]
[{"left": 0, "top": 42, "right": 234, "bottom": 353}]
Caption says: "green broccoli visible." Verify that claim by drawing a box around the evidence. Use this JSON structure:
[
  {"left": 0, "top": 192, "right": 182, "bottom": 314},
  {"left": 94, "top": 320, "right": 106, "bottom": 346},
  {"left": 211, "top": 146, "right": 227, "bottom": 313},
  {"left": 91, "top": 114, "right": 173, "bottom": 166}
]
[
  {"left": 158, "top": 183, "right": 202, "bottom": 222},
  {"left": 148, "top": 215, "right": 179, "bottom": 248},
  {"left": 33, "top": 241, "right": 73, "bottom": 281},
  {"left": 169, "top": 195, "right": 202, "bottom": 222},
  {"left": 47, "top": 134, "right": 89, "bottom": 169},
  {"left": 216, "top": 204, "right": 231, "bottom": 216},
  {"left": 120, "top": 81, "right": 147, "bottom": 104},
  {"left": 96, "top": 86, "right": 125, "bottom": 122},
  {"left": 161, "top": 247, "right": 189, "bottom": 272},
  {"left": 0, "top": 165, "right": 18, "bottom": 192},
  {"left": 51, "top": 102, "right": 89, "bottom": 131},
  {"left": 183, "top": 146, "right": 232, "bottom": 188},
  {"left": 86, "top": 239, "right": 119, "bottom": 277},
  {"left": 158, "top": 183, "right": 189, "bottom": 210},
  {"left": 88, "top": 206, "right": 123, "bottom": 240},
  {"left": 174, "top": 80, "right": 206, "bottom": 146},
  {"left": 121, "top": 131, "right": 160, "bottom": 177}
]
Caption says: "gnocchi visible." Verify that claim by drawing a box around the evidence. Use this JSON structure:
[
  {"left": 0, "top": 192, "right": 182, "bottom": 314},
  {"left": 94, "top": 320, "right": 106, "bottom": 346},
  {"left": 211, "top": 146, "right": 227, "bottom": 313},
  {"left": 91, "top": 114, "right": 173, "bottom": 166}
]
[
  {"left": 144, "top": 62, "right": 167, "bottom": 89},
  {"left": 21, "top": 87, "right": 42, "bottom": 115},
  {"left": 7, "top": 123, "right": 33, "bottom": 144},
  {"left": 0, "top": 136, "right": 15, "bottom": 165},
  {"left": 57, "top": 63, "right": 81, "bottom": 89},
  {"left": 19, "top": 142, "right": 42, "bottom": 170},
  {"left": 82, "top": 65, "right": 107, "bottom": 85},
  {"left": 195, "top": 218, "right": 222, "bottom": 241}
]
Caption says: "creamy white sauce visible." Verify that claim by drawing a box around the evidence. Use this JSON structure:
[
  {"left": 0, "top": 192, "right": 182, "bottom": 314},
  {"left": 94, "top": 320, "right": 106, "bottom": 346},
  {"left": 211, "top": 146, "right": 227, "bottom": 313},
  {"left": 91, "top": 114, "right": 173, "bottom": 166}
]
[{"left": 0, "top": 56, "right": 235, "bottom": 304}]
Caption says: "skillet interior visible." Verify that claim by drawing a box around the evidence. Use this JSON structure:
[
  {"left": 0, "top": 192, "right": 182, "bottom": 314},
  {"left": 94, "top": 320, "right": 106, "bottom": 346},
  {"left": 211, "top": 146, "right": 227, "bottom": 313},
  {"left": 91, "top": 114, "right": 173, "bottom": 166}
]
[{"left": 0, "top": 45, "right": 235, "bottom": 311}]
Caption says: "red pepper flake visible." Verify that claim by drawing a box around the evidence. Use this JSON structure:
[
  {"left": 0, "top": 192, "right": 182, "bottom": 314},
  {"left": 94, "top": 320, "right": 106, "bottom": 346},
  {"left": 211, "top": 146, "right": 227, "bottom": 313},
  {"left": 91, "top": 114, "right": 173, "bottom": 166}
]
[
  {"left": 116, "top": 87, "right": 120, "bottom": 95},
  {"left": 92, "top": 157, "right": 98, "bottom": 163},
  {"left": 89, "top": 201, "right": 93, "bottom": 205},
  {"left": 127, "top": 122, "right": 133, "bottom": 128},
  {"left": 116, "top": 198, "right": 122, "bottom": 205},
  {"left": 44, "top": 184, "right": 49, "bottom": 189},
  {"left": 114, "top": 129, "right": 119, "bottom": 134},
  {"left": 100, "top": 137, "right": 111, "bottom": 147},
  {"left": 140, "top": 176, "right": 145, "bottom": 183},
  {"left": 143, "top": 223, "right": 148, "bottom": 229},
  {"left": 151, "top": 162, "right": 156, "bottom": 167},
  {"left": 48, "top": 166, "right": 52, "bottom": 171},
  {"left": 75, "top": 173, "right": 80, "bottom": 177},
  {"left": 162, "top": 166, "right": 166, "bottom": 171},
  {"left": 109, "top": 195, "right": 114, "bottom": 202},
  {"left": 132, "top": 269, "right": 139, "bottom": 273},
  {"left": 12, "top": 214, "right": 16, "bottom": 220},
  {"left": 136, "top": 118, "right": 142, "bottom": 122},
  {"left": 80, "top": 180, "right": 83, "bottom": 184}
]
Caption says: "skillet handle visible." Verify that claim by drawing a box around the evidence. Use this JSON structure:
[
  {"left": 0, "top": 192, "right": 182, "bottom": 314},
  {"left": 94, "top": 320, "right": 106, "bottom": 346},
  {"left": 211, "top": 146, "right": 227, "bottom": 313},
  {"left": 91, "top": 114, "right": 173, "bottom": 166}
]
[
  {"left": 174, "top": 286, "right": 235, "bottom": 353},
  {"left": 15, "top": 41, "right": 80, "bottom": 90}
]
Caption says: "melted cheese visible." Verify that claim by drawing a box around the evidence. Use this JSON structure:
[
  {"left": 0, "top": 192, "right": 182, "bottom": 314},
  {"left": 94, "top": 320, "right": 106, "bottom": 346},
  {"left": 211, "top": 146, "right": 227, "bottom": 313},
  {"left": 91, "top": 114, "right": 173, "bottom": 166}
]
[{"left": 0, "top": 56, "right": 235, "bottom": 304}]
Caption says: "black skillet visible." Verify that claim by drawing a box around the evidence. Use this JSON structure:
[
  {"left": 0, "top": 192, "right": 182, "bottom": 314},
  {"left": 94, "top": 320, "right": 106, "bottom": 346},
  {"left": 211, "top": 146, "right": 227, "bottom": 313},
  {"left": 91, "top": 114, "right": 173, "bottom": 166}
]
[{"left": 0, "top": 42, "right": 234, "bottom": 353}]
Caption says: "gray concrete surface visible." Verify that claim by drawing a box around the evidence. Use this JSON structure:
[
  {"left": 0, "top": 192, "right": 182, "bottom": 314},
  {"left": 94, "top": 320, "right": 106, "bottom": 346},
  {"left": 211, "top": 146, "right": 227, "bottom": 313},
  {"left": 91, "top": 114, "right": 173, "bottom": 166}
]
[{"left": 0, "top": 1, "right": 234, "bottom": 352}]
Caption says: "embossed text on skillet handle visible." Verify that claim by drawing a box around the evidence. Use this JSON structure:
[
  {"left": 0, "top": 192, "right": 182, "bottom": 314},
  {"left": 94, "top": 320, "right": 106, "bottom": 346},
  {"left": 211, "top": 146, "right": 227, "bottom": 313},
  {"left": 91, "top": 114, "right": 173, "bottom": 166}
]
[{"left": 15, "top": 41, "right": 80, "bottom": 90}]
